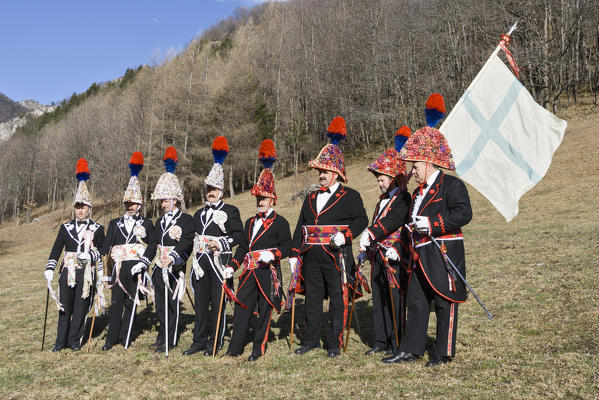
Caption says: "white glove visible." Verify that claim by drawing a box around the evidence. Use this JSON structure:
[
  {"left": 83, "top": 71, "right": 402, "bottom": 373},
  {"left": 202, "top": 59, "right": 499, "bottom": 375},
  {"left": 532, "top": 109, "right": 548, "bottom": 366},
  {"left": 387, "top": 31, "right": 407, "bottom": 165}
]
[
  {"left": 223, "top": 267, "right": 234, "bottom": 279},
  {"left": 258, "top": 251, "right": 275, "bottom": 264},
  {"left": 44, "top": 270, "right": 54, "bottom": 283},
  {"left": 177, "top": 272, "right": 185, "bottom": 302},
  {"left": 288, "top": 257, "right": 298, "bottom": 274},
  {"left": 385, "top": 247, "right": 400, "bottom": 261},
  {"left": 332, "top": 232, "right": 346, "bottom": 247},
  {"left": 162, "top": 267, "right": 170, "bottom": 284},
  {"left": 77, "top": 252, "right": 91, "bottom": 263},
  {"left": 414, "top": 216, "right": 431, "bottom": 235},
  {"left": 359, "top": 231, "right": 371, "bottom": 252},
  {"left": 131, "top": 262, "right": 145, "bottom": 276}
]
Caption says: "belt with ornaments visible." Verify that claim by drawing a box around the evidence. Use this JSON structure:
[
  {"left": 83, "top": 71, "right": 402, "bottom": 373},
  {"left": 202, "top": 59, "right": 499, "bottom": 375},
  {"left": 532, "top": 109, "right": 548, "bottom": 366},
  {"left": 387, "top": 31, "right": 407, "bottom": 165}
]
[{"left": 303, "top": 225, "right": 349, "bottom": 245}]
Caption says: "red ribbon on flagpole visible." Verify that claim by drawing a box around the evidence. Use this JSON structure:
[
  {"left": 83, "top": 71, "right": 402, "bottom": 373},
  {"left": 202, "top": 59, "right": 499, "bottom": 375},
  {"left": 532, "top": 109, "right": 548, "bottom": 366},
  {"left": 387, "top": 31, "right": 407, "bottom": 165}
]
[{"left": 499, "top": 34, "right": 520, "bottom": 78}]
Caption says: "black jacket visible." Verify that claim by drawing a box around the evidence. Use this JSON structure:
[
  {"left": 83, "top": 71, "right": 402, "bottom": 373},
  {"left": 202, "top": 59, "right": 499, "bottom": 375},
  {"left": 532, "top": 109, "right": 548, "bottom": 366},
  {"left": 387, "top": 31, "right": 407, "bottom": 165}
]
[{"left": 46, "top": 219, "right": 105, "bottom": 271}]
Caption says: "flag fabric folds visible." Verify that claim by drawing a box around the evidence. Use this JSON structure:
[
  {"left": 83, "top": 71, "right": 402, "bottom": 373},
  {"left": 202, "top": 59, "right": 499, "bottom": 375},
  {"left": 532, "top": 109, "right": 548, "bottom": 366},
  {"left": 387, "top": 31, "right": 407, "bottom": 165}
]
[{"left": 440, "top": 54, "right": 567, "bottom": 222}]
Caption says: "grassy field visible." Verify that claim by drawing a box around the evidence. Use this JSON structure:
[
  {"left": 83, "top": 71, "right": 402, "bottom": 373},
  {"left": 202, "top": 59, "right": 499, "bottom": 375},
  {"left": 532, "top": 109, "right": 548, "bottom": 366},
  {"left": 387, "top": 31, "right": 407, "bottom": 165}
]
[{"left": 1, "top": 100, "right": 598, "bottom": 399}]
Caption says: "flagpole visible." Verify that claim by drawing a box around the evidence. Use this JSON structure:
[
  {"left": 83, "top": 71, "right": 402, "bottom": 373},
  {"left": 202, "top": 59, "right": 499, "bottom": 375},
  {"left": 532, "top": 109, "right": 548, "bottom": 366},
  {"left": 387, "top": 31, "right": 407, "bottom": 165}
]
[{"left": 440, "top": 21, "right": 518, "bottom": 132}]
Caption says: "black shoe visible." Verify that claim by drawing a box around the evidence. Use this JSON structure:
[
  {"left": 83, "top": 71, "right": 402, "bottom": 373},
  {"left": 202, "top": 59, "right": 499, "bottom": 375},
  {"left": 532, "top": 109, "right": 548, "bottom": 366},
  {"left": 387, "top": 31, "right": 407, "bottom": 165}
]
[
  {"left": 327, "top": 349, "right": 341, "bottom": 358},
  {"left": 294, "top": 345, "right": 319, "bottom": 355},
  {"left": 155, "top": 344, "right": 175, "bottom": 353},
  {"left": 51, "top": 345, "right": 62, "bottom": 352},
  {"left": 225, "top": 351, "right": 240, "bottom": 357},
  {"left": 425, "top": 355, "right": 452, "bottom": 367},
  {"left": 149, "top": 341, "right": 163, "bottom": 350},
  {"left": 102, "top": 343, "right": 114, "bottom": 351},
  {"left": 381, "top": 351, "right": 419, "bottom": 364},
  {"left": 182, "top": 344, "right": 206, "bottom": 356},
  {"left": 70, "top": 345, "right": 81, "bottom": 352},
  {"left": 247, "top": 353, "right": 261, "bottom": 362},
  {"left": 385, "top": 349, "right": 394, "bottom": 356},
  {"left": 365, "top": 345, "right": 386, "bottom": 355}
]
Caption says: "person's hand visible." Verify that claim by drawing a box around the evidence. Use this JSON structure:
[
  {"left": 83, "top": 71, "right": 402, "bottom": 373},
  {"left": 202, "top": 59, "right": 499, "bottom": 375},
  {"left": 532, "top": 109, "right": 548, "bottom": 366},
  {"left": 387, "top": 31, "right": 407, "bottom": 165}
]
[
  {"left": 359, "top": 231, "right": 371, "bottom": 252},
  {"left": 206, "top": 240, "right": 221, "bottom": 252},
  {"left": 414, "top": 216, "right": 431, "bottom": 235},
  {"left": 258, "top": 251, "right": 275, "bottom": 264},
  {"left": 161, "top": 256, "right": 174, "bottom": 268},
  {"left": 44, "top": 270, "right": 54, "bottom": 283},
  {"left": 223, "top": 267, "right": 234, "bottom": 279},
  {"left": 131, "top": 262, "right": 145, "bottom": 276},
  {"left": 385, "top": 247, "right": 400, "bottom": 261},
  {"left": 288, "top": 257, "right": 298, "bottom": 275}
]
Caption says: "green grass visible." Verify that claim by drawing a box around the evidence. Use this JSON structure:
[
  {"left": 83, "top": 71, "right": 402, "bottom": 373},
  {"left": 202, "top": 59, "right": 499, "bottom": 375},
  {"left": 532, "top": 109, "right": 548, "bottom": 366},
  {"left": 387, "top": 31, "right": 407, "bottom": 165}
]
[{"left": 0, "top": 103, "right": 598, "bottom": 399}]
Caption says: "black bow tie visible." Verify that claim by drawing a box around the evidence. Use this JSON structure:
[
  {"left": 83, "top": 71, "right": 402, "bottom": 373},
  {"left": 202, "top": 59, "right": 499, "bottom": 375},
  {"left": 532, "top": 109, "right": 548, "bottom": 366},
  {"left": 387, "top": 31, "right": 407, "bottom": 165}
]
[
  {"left": 76, "top": 221, "right": 87, "bottom": 227},
  {"left": 320, "top": 188, "right": 331, "bottom": 194},
  {"left": 206, "top": 204, "right": 217, "bottom": 210},
  {"left": 256, "top": 212, "right": 266, "bottom": 219}
]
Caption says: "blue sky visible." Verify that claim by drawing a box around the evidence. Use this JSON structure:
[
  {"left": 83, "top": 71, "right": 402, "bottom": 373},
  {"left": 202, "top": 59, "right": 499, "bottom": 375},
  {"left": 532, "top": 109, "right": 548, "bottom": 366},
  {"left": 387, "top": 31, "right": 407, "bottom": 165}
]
[{"left": 0, "top": 0, "right": 272, "bottom": 105}]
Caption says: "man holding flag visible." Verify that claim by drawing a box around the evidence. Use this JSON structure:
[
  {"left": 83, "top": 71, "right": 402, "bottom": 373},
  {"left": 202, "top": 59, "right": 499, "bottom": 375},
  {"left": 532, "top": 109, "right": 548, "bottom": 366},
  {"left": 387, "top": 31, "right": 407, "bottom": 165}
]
[{"left": 382, "top": 94, "right": 472, "bottom": 366}]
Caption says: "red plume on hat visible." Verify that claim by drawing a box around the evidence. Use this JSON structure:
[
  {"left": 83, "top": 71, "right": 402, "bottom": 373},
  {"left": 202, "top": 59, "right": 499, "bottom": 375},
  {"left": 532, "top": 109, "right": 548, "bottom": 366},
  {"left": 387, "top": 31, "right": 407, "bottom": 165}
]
[
  {"left": 129, "top": 151, "right": 144, "bottom": 177},
  {"left": 252, "top": 139, "right": 277, "bottom": 203},
  {"left": 327, "top": 116, "right": 347, "bottom": 145},
  {"left": 212, "top": 136, "right": 229, "bottom": 165},
  {"left": 258, "top": 139, "right": 277, "bottom": 168},
  {"left": 76, "top": 158, "right": 90, "bottom": 181}
]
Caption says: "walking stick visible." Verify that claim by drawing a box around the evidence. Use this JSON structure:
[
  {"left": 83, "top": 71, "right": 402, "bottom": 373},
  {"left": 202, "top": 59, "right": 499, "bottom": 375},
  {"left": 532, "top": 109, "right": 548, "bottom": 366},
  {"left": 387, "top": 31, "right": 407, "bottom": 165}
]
[
  {"left": 343, "top": 268, "right": 360, "bottom": 353},
  {"left": 165, "top": 277, "right": 169, "bottom": 357},
  {"left": 212, "top": 284, "right": 226, "bottom": 357},
  {"left": 42, "top": 287, "right": 50, "bottom": 351},
  {"left": 185, "top": 287, "right": 196, "bottom": 313},
  {"left": 383, "top": 256, "right": 400, "bottom": 349},
  {"left": 124, "top": 276, "right": 141, "bottom": 350},
  {"left": 86, "top": 291, "right": 100, "bottom": 353},
  {"left": 289, "top": 295, "right": 296, "bottom": 350}
]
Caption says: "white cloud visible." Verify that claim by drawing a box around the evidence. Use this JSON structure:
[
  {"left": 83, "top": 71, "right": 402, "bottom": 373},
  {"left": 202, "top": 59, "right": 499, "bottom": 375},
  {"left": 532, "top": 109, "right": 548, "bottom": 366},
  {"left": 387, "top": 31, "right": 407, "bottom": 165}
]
[{"left": 152, "top": 18, "right": 159, "bottom": 24}]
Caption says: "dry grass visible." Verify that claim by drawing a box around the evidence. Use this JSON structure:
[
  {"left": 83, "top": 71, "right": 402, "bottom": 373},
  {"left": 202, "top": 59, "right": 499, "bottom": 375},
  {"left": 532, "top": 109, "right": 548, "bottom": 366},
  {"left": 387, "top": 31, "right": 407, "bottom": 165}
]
[{"left": 1, "top": 100, "right": 598, "bottom": 399}]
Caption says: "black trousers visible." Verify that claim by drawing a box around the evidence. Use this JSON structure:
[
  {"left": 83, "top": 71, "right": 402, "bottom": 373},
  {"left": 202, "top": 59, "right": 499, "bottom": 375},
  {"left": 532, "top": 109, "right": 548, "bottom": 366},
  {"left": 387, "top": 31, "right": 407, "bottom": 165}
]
[
  {"left": 371, "top": 257, "right": 402, "bottom": 352},
  {"left": 152, "top": 267, "right": 180, "bottom": 347},
  {"left": 189, "top": 266, "right": 227, "bottom": 351},
  {"left": 303, "top": 250, "right": 346, "bottom": 350},
  {"left": 56, "top": 268, "right": 92, "bottom": 348},
  {"left": 228, "top": 268, "right": 274, "bottom": 356},
  {"left": 105, "top": 261, "right": 138, "bottom": 346},
  {"left": 399, "top": 269, "right": 459, "bottom": 357}
]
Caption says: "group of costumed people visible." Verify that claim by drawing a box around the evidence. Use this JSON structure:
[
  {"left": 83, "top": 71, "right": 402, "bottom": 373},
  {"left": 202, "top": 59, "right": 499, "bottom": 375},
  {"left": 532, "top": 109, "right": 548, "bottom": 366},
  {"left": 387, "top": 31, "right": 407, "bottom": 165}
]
[{"left": 44, "top": 93, "right": 472, "bottom": 366}]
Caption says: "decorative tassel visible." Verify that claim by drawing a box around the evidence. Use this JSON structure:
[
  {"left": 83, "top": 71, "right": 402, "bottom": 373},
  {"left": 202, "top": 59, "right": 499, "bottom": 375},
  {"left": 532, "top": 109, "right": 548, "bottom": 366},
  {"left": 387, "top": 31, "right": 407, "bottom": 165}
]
[
  {"left": 395, "top": 125, "right": 411, "bottom": 152},
  {"left": 326, "top": 116, "right": 347, "bottom": 146},
  {"left": 76, "top": 158, "right": 90, "bottom": 181},
  {"left": 258, "top": 139, "right": 277, "bottom": 169},
  {"left": 424, "top": 93, "right": 446, "bottom": 127},
  {"left": 128, "top": 151, "right": 144, "bottom": 177},
  {"left": 212, "top": 136, "right": 229, "bottom": 165},
  {"left": 163, "top": 147, "right": 178, "bottom": 173}
]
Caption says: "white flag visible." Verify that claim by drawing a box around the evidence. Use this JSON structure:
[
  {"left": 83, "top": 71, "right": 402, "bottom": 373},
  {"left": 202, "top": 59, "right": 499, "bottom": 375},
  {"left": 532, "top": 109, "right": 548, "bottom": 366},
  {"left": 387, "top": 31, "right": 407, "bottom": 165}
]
[{"left": 440, "top": 55, "right": 567, "bottom": 222}]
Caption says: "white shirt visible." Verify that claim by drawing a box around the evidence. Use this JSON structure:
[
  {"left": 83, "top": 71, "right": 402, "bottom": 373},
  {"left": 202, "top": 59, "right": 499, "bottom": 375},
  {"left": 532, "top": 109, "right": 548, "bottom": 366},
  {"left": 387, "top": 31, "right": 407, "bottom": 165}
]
[
  {"left": 411, "top": 169, "right": 440, "bottom": 220},
  {"left": 316, "top": 182, "right": 340, "bottom": 213},
  {"left": 164, "top": 207, "right": 180, "bottom": 227},
  {"left": 75, "top": 218, "right": 89, "bottom": 241},
  {"left": 251, "top": 208, "right": 273, "bottom": 241},
  {"left": 123, "top": 213, "right": 138, "bottom": 234}
]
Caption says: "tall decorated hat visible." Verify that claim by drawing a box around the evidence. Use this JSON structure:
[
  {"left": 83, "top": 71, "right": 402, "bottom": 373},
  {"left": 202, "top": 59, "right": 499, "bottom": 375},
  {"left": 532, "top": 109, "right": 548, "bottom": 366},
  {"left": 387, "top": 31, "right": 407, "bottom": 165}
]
[
  {"left": 204, "top": 136, "right": 229, "bottom": 190},
  {"left": 367, "top": 126, "right": 411, "bottom": 178},
  {"left": 399, "top": 93, "right": 455, "bottom": 170},
  {"left": 123, "top": 151, "right": 144, "bottom": 204},
  {"left": 309, "top": 116, "right": 348, "bottom": 182},
  {"left": 74, "top": 158, "right": 92, "bottom": 206},
  {"left": 151, "top": 147, "right": 184, "bottom": 201},
  {"left": 251, "top": 139, "right": 278, "bottom": 204}
]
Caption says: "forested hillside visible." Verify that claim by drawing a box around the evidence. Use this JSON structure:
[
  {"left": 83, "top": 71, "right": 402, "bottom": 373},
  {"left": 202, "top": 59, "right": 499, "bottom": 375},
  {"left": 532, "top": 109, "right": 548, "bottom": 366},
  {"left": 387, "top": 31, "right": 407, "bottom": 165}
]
[{"left": 1, "top": 0, "right": 597, "bottom": 223}]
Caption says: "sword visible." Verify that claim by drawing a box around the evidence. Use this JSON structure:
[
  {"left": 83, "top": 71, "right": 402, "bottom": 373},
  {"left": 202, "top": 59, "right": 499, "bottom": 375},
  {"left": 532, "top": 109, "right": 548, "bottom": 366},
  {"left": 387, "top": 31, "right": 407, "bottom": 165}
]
[
  {"left": 428, "top": 235, "right": 493, "bottom": 320},
  {"left": 41, "top": 287, "right": 49, "bottom": 351}
]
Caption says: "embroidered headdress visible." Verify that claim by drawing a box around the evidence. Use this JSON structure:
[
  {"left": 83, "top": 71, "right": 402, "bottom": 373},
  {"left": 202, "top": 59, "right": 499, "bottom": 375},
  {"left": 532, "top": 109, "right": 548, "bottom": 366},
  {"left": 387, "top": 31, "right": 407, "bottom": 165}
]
[
  {"left": 151, "top": 147, "right": 184, "bottom": 201},
  {"left": 123, "top": 151, "right": 144, "bottom": 204},
  {"left": 309, "top": 116, "right": 348, "bottom": 182},
  {"left": 251, "top": 139, "right": 277, "bottom": 204},
  {"left": 205, "top": 136, "right": 229, "bottom": 191},
  {"left": 399, "top": 93, "right": 455, "bottom": 170},
  {"left": 367, "top": 126, "right": 411, "bottom": 178}
]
